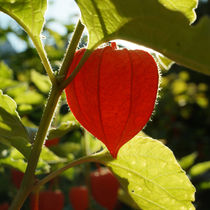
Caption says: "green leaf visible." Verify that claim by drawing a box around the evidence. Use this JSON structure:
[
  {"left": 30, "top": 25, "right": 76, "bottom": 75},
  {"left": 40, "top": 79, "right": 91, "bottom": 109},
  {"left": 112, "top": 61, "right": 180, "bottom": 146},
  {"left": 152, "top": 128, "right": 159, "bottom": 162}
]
[
  {"left": 189, "top": 161, "right": 210, "bottom": 177},
  {"left": 50, "top": 142, "right": 80, "bottom": 158},
  {"left": 0, "top": 62, "right": 13, "bottom": 79},
  {"left": 6, "top": 82, "right": 45, "bottom": 106},
  {"left": 118, "top": 188, "right": 139, "bottom": 209},
  {"left": 6, "top": 83, "right": 28, "bottom": 99},
  {"left": 0, "top": 147, "right": 53, "bottom": 174},
  {"left": 0, "top": 62, "right": 18, "bottom": 89},
  {"left": 179, "top": 152, "right": 197, "bottom": 170},
  {"left": 158, "top": 0, "right": 197, "bottom": 24},
  {"left": 0, "top": 0, "right": 47, "bottom": 38},
  {"left": 76, "top": 0, "right": 210, "bottom": 75},
  {"left": 156, "top": 54, "right": 175, "bottom": 70},
  {"left": 85, "top": 132, "right": 104, "bottom": 155},
  {"left": 31, "top": 70, "right": 51, "bottom": 94},
  {"left": 0, "top": 90, "right": 31, "bottom": 158},
  {"left": 0, "top": 148, "right": 27, "bottom": 173},
  {"left": 47, "top": 121, "right": 79, "bottom": 140},
  {"left": 40, "top": 146, "right": 66, "bottom": 164},
  {"left": 96, "top": 135, "right": 195, "bottom": 210},
  {"left": 14, "top": 90, "right": 44, "bottom": 105}
]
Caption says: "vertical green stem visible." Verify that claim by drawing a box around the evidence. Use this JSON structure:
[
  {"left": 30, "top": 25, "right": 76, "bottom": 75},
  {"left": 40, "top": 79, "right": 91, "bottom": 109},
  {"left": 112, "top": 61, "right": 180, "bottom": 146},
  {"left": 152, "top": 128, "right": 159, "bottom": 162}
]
[
  {"left": 58, "top": 20, "right": 85, "bottom": 78},
  {"left": 9, "top": 85, "right": 62, "bottom": 210},
  {"left": 9, "top": 19, "right": 85, "bottom": 210},
  {"left": 82, "top": 131, "right": 93, "bottom": 210},
  {"left": 32, "top": 37, "right": 56, "bottom": 84}
]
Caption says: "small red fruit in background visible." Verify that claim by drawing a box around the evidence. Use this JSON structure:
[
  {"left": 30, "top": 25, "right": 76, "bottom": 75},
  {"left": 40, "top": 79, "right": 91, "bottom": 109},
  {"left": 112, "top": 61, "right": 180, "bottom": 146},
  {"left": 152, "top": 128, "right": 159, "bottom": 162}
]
[
  {"left": 11, "top": 169, "right": 24, "bottom": 188},
  {"left": 0, "top": 202, "right": 9, "bottom": 210},
  {"left": 69, "top": 186, "right": 88, "bottom": 210},
  {"left": 30, "top": 190, "right": 64, "bottom": 210},
  {"left": 65, "top": 45, "right": 159, "bottom": 157},
  {"left": 45, "top": 138, "right": 60, "bottom": 147},
  {"left": 90, "top": 167, "right": 120, "bottom": 210}
]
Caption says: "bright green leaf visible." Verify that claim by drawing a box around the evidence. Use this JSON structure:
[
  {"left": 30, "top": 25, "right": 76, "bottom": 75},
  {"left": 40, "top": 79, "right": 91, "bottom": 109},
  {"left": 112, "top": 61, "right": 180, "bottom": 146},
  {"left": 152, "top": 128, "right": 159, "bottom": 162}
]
[
  {"left": 156, "top": 54, "right": 175, "bottom": 70},
  {"left": 14, "top": 90, "right": 44, "bottom": 105},
  {"left": 76, "top": 0, "right": 210, "bottom": 75},
  {"left": 18, "top": 104, "right": 33, "bottom": 114},
  {"left": 61, "top": 167, "right": 74, "bottom": 181},
  {"left": 6, "top": 83, "right": 45, "bottom": 107},
  {"left": 0, "top": 90, "right": 31, "bottom": 158},
  {"left": 0, "top": 147, "right": 49, "bottom": 175},
  {"left": 0, "top": 147, "right": 53, "bottom": 175},
  {"left": 0, "top": 62, "right": 17, "bottom": 89},
  {"left": 0, "top": 0, "right": 47, "bottom": 38},
  {"left": 6, "top": 83, "right": 28, "bottom": 98},
  {"left": 85, "top": 131, "right": 104, "bottom": 155},
  {"left": 158, "top": 0, "right": 198, "bottom": 24},
  {"left": 118, "top": 188, "right": 139, "bottom": 209},
  {"left": 40, "top": 146, "right": 66, "bottom": 164},
  {"left": 50, "top": 142, "right": 80, "bottom": 158},
  {"left": 31, "top": 70, "right": 51, "bottom": 94},
  {"left": 0, "top": 78, "right": 18, "bottom": 90},
  {"left": 189, "top": 161, "right": 210, "bottom": 177},
  {"left": 60, "top": 112, "right": 78, "bottom": 123},
  {"left": 0, "top": 61, "right": 13, "bottom": 79},
  {"left": 0, "top": 148, "right": 27, "bottom": 172},
  {"left": 96, "top": 135, "right": 195, "bottom": 210},
  {"left": 47, "top": 121, "right": 79, "bottom": 140},
  {"left": 0, "top": 146, "right": 66, "bottom": 174},
  {"left": 179, "top": 152, "right": 197, "bottom": 170}
]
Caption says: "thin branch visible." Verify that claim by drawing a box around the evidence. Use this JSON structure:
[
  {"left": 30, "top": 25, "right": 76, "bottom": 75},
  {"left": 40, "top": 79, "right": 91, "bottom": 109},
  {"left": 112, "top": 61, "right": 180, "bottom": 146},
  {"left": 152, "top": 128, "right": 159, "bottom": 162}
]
[
  {"left": 32, "top": 37, "right": 56, "bottom": 84},
  {"left": 33, "top": 150, "right": 106, "bottom": 191},
  {"left": 58, "top": 20, "right": 85, "bottom": 78}
]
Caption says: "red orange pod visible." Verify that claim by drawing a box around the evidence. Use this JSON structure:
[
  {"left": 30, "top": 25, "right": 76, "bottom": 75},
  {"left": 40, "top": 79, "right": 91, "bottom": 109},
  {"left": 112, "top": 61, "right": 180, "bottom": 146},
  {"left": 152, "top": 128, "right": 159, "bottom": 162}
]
[
  {"left": 11, "top": 169, "right": 24, "bottom": 189},
  {"left": 65, "top": 46, "right": 159, "bottom": 157},
  {"left": 69, "top": 186, "right": 88, "bottom": 210},
  {"left": 0, "top": 202, "right": 9, "bottom": 210},
  {"left": 90, "top": 167, "right": 120, "bottom": 210},
  {"left": 30, "top": 190, "right": 64, "bottom": 210},
  {"left": 45, "top": 138, "right": 60, "bottom": 147}
]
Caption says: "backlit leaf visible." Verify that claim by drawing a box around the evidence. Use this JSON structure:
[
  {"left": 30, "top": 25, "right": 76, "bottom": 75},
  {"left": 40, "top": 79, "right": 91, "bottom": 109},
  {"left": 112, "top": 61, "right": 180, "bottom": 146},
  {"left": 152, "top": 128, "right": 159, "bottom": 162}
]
[
  {"left": 0, "top": 90, "right": 31, "bottom": 158},
  {"left": 31, "top": 70, "right": 51, "bottom": 94},
  {"left": 0, "top": 0, "right": 47, "bottom": 38},
  {"left": 47, "top": 121, "right": 79, "bottom": 140},
  {"left": 76, "top": 0, "right": 210, "bottom": 75},
  {"left": 158, "top": 0, "right": 197, "bottom": 24},
  {"left": 96, "top": 135, "right": 195, "bottom": 210}
]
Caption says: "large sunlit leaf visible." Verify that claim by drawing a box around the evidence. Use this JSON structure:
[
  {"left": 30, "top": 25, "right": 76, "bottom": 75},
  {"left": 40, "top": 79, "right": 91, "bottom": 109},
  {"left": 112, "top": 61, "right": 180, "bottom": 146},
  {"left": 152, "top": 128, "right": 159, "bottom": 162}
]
[
  {"left": 76, "top": 0, "right": 210, "bottom": 75},
  {"left": 96, "top": 135, "right": 195, "bottom": 210},
  {"left": 0, "top": 90, "right": 31, "bottom": 158},
  {"left": 0, "top": 0, "right": 47, "bottom": 38}
]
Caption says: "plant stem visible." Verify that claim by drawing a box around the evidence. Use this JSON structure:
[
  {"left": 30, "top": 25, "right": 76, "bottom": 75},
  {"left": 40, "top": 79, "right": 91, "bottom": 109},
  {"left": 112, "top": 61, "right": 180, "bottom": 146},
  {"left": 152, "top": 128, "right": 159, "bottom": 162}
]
[
  {"left": 58, "top": 20, "right": 85, "bottom": 78},
  {"left": 9, "top": 19, "right": 87, "bottom": 210},
  {"left": 83, "top": 131, "right": 93, "bottom": 210},
  {"left": 60, "top": 49, "right": 93, "bottom": 89},
  {"left": 33, "top": 151, "right": 106, "bottom": 191},
  {"left": 32, "top": 37, "right": 56, "bottom": 84},
  {"left": 9, "top": 85, "right": 62, "bottom": 210}
]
